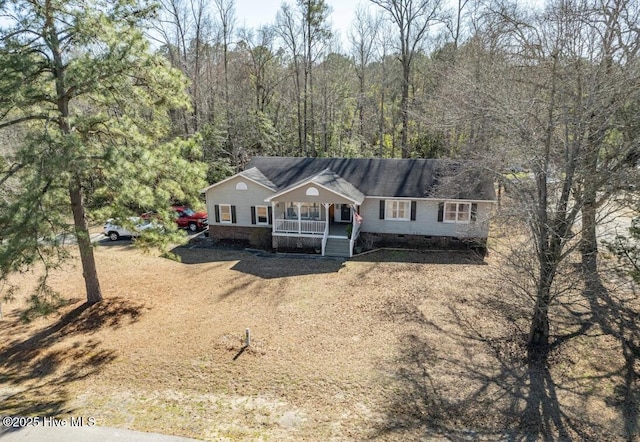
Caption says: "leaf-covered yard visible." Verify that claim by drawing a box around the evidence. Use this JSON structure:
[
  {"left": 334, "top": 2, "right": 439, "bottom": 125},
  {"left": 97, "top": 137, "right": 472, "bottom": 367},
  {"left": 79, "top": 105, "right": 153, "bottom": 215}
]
[{"left": 0, "top": 243, "right": 637, "bottom": 440}]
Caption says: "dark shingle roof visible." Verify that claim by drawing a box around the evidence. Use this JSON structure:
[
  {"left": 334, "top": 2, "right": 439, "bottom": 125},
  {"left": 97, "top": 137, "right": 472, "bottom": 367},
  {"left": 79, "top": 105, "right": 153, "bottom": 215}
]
[
  {"left": 239, "top": 167, "right": 278, "bottom": 191},
  {"left": 244, "top": 157, "right": 496, "bottom": 201},
  {"left": 267, "top": 168, "right": 365, "bottom": 204}
]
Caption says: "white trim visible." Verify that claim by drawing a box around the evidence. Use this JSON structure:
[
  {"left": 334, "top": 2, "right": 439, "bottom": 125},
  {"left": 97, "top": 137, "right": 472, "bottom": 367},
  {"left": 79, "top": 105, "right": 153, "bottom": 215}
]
[
  {"left": 271, "top": 201, "right": 276, "bottom": 235},
  {"left": 385, "top": 200, "right": 411, "bottom": 221},
  {"left": 272, "top": 233, "right": 324, "bottom": 238},
  {"left": 281, "top": 202, "right": 322, "bottom": 221},
  {"left": 201, "top": 170, "right": 276, "bottom": 193},
  {"left": 265, "top": 180, "right": 363, "bottom": 204},
  {"left": 443, "top": 201, "right": 472, "bottom": 224},
  {"left": 299, "top": 202, "right": 321, "bottom": 220},
  {"left": 368, "top": 196, "right": 496, "bottom": 203},
  {"left": 219, "top": 204, "right": 232, "bottom": 224}
]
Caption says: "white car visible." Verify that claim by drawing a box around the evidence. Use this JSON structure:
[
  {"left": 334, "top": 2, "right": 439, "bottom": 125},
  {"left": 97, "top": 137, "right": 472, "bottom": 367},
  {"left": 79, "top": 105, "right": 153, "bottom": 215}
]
[{"left": 103, "top": 217, "right": 157, "bottom": 241}]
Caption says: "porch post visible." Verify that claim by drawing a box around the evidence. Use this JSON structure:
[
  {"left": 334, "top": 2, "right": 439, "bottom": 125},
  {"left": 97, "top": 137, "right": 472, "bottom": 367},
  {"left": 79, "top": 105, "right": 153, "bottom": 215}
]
[
  {"left": 351, "top": 204, "right": 357, "bottom": 235},
  {"left": 322, "top": 203, "right": 331, "bottom": 256},
  {"left": 323, "top": 203, "right": 330, "bottom": 236},
  {"left": 350, "top": 204, "right": 359, "bottom": 257},
  {"left": 297, "top": 202, "right": 302, "bottom": 234},
  {"left": 271, "top": 201, "right": 276, "bottom": 234}
]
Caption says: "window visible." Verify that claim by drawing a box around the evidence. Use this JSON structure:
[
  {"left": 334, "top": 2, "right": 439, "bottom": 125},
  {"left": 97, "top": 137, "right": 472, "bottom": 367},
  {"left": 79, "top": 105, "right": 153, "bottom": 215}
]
[
  {"left": 286, "top": 203, "right": 320, "bottom": 219},
  {"left": 286, "top": 203, "right": 297, "bottom": 219},
  {"left": 300, "top": 203, "right": 320, "bottom": 219},
  {"left": 444, "top": 202, "right": 471, "bottom": 224},
  {"left": 235, "top": 182, "right": 248, "bottom": 191},
  {"left": 256, "top": 206, "right": 269, "bottom": 224},
  {"left": 385, "top": 200, "right": 411, "bottom": 221},
  {"left": 220, "top": 204, "right": 232, "bottom": 223},
  {"left": 306, "top": 187, "right": 319, "bottom": 196}
]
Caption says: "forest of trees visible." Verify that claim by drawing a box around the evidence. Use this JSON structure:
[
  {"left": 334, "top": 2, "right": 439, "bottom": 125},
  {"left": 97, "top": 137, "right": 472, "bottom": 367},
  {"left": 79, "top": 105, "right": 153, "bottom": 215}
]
[{"left": 151, "top": 0, "right": 481, "bottom": 177}]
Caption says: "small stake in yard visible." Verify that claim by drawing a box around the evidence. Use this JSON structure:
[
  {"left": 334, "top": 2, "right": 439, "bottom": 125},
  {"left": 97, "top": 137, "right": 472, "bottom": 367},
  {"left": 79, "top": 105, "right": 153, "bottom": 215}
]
[{"left": 234, "top": 329, "right": 251, "bottom": 361}]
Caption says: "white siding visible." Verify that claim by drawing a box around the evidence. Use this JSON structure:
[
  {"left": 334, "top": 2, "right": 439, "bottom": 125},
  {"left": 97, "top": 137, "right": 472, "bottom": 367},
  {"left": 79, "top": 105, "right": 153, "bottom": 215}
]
[
  {"left": 359, "top": 198, "right": 492, "bottom": 238},
  {"left": 205, "top": 176, "right": 275, "bottom": 227},
  {"left": 205, "top": 176, "right": 493, "bottom": 238}
]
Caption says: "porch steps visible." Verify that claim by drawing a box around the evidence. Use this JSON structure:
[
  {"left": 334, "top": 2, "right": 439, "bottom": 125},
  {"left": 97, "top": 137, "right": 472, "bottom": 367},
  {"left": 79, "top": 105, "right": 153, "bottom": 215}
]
[{"left": 324, "top": 237, "right": 351, "bottom": 258}]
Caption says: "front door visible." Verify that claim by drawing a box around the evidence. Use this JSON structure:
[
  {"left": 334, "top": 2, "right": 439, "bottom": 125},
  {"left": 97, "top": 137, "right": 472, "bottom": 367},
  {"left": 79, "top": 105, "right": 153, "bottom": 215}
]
[{"left": 340, "top": 204, "right": 351, "bottom": 222}]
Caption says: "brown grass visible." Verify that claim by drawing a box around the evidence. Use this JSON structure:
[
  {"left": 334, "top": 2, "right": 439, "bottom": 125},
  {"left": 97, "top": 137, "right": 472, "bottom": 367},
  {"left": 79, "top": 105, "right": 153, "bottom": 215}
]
[{"left": 0, "top": 242, "right": 637, "bottom": 441}]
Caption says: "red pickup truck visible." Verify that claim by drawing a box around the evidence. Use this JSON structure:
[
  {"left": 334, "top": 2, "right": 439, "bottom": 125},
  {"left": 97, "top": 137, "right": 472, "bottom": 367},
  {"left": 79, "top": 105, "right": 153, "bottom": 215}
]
[{"left": 173, "top": 206, "right": 208, "bottom": 232}]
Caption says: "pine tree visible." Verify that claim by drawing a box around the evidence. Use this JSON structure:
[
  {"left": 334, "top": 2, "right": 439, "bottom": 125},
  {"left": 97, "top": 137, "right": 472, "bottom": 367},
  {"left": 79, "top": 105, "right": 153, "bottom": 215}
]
[{"left": 0, "top": 0, "right": 206, "bottom": 304}]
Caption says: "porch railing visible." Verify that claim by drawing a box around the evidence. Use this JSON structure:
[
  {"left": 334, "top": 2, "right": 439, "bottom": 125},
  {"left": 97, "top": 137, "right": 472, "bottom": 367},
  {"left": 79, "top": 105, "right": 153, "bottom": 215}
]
[
  {"left": 349, "top": 221, "right": 362, "bottom": 257},
  {"left": 274, "top": 219, "right": 326, "bottom": 235}
]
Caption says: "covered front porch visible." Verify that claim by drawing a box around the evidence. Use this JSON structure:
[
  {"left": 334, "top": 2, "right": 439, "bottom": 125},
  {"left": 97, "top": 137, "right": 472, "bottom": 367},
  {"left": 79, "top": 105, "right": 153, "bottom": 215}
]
[
  {"left": 265, "top": 169, "right": 365, "bottom": 256},
  {"left": 270, "top": 202, "right": 360, "bottom": 257},
  {"left": 271, "top": 202, "right": 357, "bottom": 237}
]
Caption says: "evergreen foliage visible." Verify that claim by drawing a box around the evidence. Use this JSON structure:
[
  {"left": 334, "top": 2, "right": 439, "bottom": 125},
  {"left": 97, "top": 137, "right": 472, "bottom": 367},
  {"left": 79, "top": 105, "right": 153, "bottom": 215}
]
[{"left": 0, "top": 0, "right": 207, "bottom": 305}]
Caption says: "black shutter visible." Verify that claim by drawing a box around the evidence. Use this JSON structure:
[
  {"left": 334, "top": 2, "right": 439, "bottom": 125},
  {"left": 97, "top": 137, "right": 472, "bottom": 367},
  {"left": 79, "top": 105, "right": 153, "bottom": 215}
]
[
  {"left": 251, "top": 206, "right": 256, "bottom": 224},
  {"left": 410, "top": 201, "right": 417, "bottom": 221},
  {"left": 437, "top": 202, "right": 444, "bottom": 222},
  {"left": 214, "top": 205, "right": 220, "bottom": 223},
  {"left": 379, "top": 200, "right": 385, "bottom": 219},
  {"left": 471, "top": 203, "right": 478, "bottom": 222},
  {"left": 268, "top": 206, "right": 273, "bottom": 224},
  {"left": 231, "top": 205, "right": 237, "bottom": 224}
]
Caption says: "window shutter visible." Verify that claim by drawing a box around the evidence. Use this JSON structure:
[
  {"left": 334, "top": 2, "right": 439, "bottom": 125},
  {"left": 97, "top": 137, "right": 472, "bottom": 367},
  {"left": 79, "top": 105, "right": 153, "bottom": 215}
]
[
  {"left": 379, "top": 200, "right": 385, "bottom": 219},
  {"left": 437, "top": 202, "right": 444, "bottom": 222},
  {"left": 231, "top": 205, "right": 237, "bottom": 224},
  {"left": 268, "top": 206, "right": 273, "bottom": 224},
  {"left": 410, "top": 201, "right": 417, "bottom": 221},
  {"left": 214, "top": 205, "right": 220, "bottom": 223},
  {"left": 471, "top": 203, "right": 478, "bottom": 222},
  {"left": 250, "top": 206, "right": 256, "bottom": 225}
]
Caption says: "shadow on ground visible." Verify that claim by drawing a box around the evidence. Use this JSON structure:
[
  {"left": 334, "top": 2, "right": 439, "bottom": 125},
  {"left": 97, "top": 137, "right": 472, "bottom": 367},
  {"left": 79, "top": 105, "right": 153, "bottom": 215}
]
[
  {"left": 171, "top": 246, "right": 346, "bottom": 279},
  {"left": 0, "top": 298, "right": 145, "bottom": 419},
  {"left": 583, "top": 270, "right": 640, "bottom": 441},
  {"left": 94, "top": 237, "right": 134, "bottom": 247},
  {"left": 371, "top": 269, "right": 635, "bottom": 440}
]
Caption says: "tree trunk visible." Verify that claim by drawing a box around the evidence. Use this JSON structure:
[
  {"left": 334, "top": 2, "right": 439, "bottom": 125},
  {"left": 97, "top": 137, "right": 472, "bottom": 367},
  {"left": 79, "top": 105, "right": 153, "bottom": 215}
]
[
  {"left": 400, "top": 61, "right": 410, "bottom": 158},
  {"left": 307, "top": 7, "right": 316, "bottom": 158},
  {"left": 378, "top": 59, "right": 386, "bottom": 158},
  {"left": 527, "top": 254, "right": 555, "bottom": 348},
  {"left": 359, "top": 73, "right": 365, "bottom": 153},
  {"left": 528, "top": 273, "right": 551, "bottom": 348},
  {"left": 47, "top": 1, "right": 102, "bottom": 304},
  {"left": 303, "top": 63, "right": 309, "bottom": 156},
  {"left": 581, "top": 196, "right": 598, "bottom": 277},
  {"left": 69, "top": 176, "right": 103, "bottom": 304},
  {"left": 294, "top": 59, "right": 303, "bottom": 154}
]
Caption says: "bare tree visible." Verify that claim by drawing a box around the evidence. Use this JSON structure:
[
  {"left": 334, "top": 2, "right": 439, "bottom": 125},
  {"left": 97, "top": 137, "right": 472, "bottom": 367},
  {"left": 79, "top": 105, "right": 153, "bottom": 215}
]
[
  {"left": 571, "top": 0, "right": 640, "bottom": 283},
  {"left": 151, "top": 0, "right": 213, "bottom": 135},
  {"left": 298, "top": 0, "right": 332, "bottom": 157},
  {"left": 349, "top": 6, "right": 383, "bottom": 152},
  {"left": 214, "top": 0, "right": 237, "bottom": 166},
  {"left": 276, "top": 4, "right": 304, "bottom": 153},
  {"left": 238, "top": 26, "right": 281, "bottom": 114},
  {"left": 369, "top": 0, "right": 444, "bottom": 158}
]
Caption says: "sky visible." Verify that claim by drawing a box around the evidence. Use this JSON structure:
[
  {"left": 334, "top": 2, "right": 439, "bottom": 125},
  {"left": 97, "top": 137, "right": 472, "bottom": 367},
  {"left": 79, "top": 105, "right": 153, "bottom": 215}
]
[{"left": 234, "top": 0, "right": 372, "bottom": 46}]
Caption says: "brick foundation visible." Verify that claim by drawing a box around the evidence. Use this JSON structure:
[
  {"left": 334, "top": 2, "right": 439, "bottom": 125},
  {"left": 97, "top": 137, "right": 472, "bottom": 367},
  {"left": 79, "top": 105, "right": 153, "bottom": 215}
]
[
  {"left": 359, "top": 232, "right": 487, "bottom": 252},
  {"left": 208, "top": 225, "right": 272, "bottom": 249},
  {"left": 272, "top": 235, "right": 322, "bottom": 253}
]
